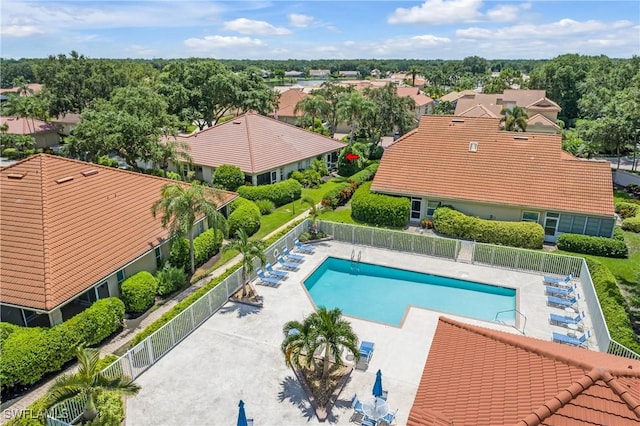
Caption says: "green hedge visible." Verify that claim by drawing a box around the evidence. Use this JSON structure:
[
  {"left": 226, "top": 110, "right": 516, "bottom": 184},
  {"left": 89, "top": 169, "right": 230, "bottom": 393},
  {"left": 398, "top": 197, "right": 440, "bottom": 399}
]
[
  {"left": 321, "top": 182, "right": 356, "bottom": 209},
  {"left": 432, "top": 206, "right": 545, "bottom": 249},
  {"left": 228, "top": 198, "right": 261, "bottom": 237},
  {"left": 130, "top": 220, "right": 305, "bottom": 347},
  {"left": 348, "top": 163, "right": 379, "bottom": 186},
  {"left": 156, "top": 264, "right": 187, "bottom": 296},
  {"left": 587, "top": 258, "right": 640, "bottom": 353},
  {"left": 237, "top": 179, "right": 302, "bottom": 207},
  {"left": 621, "top": 216, "right": 640, "bottom": 233},
  {"left": 351, "top": 182, "right": 410, "bottom": 227},
  {"left": 613, "top": 226, "right": 626, "bottom": 241},
  {"left": 168, "top": 228, "right": 224, "bottom": 271},
  {"left": 212, "top": 164, "right": 245, "bottom": 191},
  {"left": 0, "top": 298, "right": 124, "bottom": 393},
  {"left": 556, "top": 233, "right": 628, "bottom": 258},
  {"left": 120, "top": 271, "right": 158, "bottom": 313},
  {"left": 615, "top": 201, "right": 639, "bottom": 219},
  {"left": 254, "top": 199, "right": 275, "bottom": 215}
]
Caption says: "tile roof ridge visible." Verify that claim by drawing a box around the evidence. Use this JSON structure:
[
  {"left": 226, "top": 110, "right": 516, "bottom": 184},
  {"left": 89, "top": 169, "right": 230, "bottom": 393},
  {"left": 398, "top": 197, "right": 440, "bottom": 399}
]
[
  {"left": 39, "top": 155, "right": 53, "bottom": 309},
  {"left": 243, "top": 114, "right": 257, "bottom": 173}
]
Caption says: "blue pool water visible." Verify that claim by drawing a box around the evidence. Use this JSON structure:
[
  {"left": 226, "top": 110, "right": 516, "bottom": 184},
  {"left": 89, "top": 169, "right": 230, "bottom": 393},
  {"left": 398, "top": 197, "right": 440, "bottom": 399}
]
[{"left": 304, "top": 257, "right": 516, "bottom": 326}]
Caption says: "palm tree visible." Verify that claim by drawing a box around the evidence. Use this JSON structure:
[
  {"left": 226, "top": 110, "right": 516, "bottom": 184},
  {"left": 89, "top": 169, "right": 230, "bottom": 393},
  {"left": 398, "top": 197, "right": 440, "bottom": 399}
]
[
  {"left": 500, "top": 106, "right": 529, "bottom": 132},
  {"left": 336, "top": 91, "right": 376, "bottom": 145},
  {"left": 408, "top": 65, "right": 421, "bottom": 87},
  {"left": 294, "top": 95, "right": 330, "bottom": 132},
  {"left": 223, "top": 228, "right": 266, "bottom": 298},
  {"left": 151, "top": 182, "right": 227, "bottom": 274},
  {"left": 46, "top": 347, "right": 140, "bottom": 421},
  {"left": 301, "top": 197, "right": 322, "bottom": 235},
  {"left": 281, "top": 318, "right": 317, "bottom": 370}
]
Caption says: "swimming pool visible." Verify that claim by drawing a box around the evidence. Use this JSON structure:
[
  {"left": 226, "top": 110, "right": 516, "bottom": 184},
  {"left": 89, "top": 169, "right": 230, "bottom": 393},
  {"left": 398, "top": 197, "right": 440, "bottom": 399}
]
[{"left": 304, "top": 257, "right": 516, "bottom": 326}]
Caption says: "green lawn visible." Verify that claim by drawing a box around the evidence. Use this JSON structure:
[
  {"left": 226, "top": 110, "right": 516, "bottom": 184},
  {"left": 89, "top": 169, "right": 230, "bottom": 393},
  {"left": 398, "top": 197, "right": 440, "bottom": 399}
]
[{"left": 614, "top": 189, "right": 637, "bottom": 204}]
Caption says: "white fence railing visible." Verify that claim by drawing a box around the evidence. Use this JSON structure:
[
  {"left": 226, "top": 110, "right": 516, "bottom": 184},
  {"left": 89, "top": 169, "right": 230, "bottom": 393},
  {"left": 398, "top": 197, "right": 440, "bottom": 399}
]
[{"left": 46, "top": 220, "right": 309, "bottom": 425}]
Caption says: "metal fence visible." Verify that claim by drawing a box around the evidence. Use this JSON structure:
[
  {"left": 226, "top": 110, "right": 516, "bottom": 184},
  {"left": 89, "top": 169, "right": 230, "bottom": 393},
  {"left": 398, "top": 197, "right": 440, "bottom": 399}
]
[{"left": 46, "top": 220, "right": 309, "bottom": 425}]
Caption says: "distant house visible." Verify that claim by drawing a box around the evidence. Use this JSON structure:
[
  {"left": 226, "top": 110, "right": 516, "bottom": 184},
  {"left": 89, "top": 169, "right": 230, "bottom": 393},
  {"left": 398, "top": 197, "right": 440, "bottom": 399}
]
[
  {"left": 370, "top": 69, "right": 381, "bottom": 78},
  {"left": 397, "top": 87, "right": 434, "bottom": 119},
  {"left": 272, "top": 88, "right": 310, "bottom": 125},
  {"left": 309, "top": 69, "right": 330, "bottom": 78},
  {"left": 338, "top": 70, "right": 360, "bottom": 78},
  {"left": 167, "top": 113, "right": 344, "bottom": 185},
  {"left": 284, "top": 70, "right": 305, "bottom": 78},
  {"left": 0, "top": 83, "right": 43, "bottom": 96},
  {"left": 0, "top": 116, "right": 61, "bottom": 149},
  {"left": 454, "top": 89, "right": 562, "bottom": 134},
  {"left": 408, "top": 317, "right": 640, "bottom": 426},
  {"left": 372, "top": 116, "right": 614, "bottom": 243},
  {"left": 0, "top": 154, "right": 237, "bottom": 327},
  {"left": 438, "top": 89, "right": 478, "bottom": 104},
  {"left": 52, "top": 112, "right": 82, "bottom": 137}
]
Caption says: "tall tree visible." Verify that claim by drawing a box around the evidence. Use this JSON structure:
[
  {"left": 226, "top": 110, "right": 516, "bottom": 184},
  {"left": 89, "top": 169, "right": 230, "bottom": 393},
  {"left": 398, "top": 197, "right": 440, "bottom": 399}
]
[
  {"left": 46, "top": 347, "right": 140, "bottom": 421},
  {"left": 151, "top": 183, "right": 227, "bottom": 274},
  {"left": 222, "top": 228, "right": 266, "bottom": 298},
  {"left": 500, "top": 106, "right": 528, "bottom": 132},
  {"left": 312, "top": 81, "right": 352, "bottom": 136},
  {"left": 408, "top": 65, "right": 421, "bottom": 87},
  {"left": 362, "top": 83, "right": 416, "bottom": 143},
  {"left": 294, "top": 95, "right": 330, "bottom": 131},
  {"left": 336, "top": 91, "right": 376, "bottom": 144}
]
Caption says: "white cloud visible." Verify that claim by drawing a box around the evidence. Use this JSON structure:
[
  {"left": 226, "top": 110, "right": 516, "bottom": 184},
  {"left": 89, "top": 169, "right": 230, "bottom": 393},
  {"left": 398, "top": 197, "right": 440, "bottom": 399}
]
[
  {"left": 289, "top": 13, "right": 314, "bottom": 28},
  {"left": 485, "top": 5, "right": 520, "bottom": 22},
  {"left": 388, "top": 0, "right": 483, "bottom": 25},
  {"left": 0, "top": 25, "right": 44, "bottom": 37},
  {"left": 411, "top": 34, "right": 452, "bottom": 45},
  {"left": 325, "top": 25, "right": 341, "bottom": 33},
  {"left": 223, "top": 18, "right": 290, "bottom": 35},
  {"left": 456, "top": 18, "right": 627, "bottom": 40},
  {"left": 184, "top": 35, "right": 265, "bottom": 52}
]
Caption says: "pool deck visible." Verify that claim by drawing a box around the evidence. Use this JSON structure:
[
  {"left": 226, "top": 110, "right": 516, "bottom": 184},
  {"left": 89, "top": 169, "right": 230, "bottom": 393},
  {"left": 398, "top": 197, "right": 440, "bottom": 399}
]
[{"left": 126, "top": 240, "right": 596, "bottom": 425}]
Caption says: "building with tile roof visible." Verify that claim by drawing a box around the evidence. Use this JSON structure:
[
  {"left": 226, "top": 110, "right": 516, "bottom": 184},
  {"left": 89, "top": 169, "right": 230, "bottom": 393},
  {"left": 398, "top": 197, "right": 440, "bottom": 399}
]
[
  {"left": 0, "top": 154, "right": 237, "bottom": 327},
  {"left": 397, "top": 87, "right": 434, "bottom": 119},
  {"left": 372, "top": 115, "right": 614, "bottom": 243},
  {"left": 0, "top": 116, "right": 61, "bottom": 149},
  {"left": 168, "top": 113, "right": 344, "bottom": 186},
  {"left": 408, "top": 317, "right": 640, "bottom": 426},
  {"left": 454, "top": 89, "right": 562, "bottom": 134},
  {"left": 271, "top": 88, "right": 310, "bottom": 125}
]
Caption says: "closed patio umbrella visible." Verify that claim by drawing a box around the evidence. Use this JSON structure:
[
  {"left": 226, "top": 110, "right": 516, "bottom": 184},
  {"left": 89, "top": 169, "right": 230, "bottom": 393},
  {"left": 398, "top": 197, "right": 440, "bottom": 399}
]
[
  {"left": 237, "top": 400, "right": 248, "bottom": 426},
  {"left": 372, "top": 369, "right": 383, "bottom": 398}
]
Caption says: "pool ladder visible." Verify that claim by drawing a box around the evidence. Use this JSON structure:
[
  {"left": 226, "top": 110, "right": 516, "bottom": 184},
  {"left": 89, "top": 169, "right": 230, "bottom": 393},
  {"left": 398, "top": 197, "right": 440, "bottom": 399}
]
[
  {"left": 495, "top": 309, "right": 527, "bottom": 335},
  {"left": 350, "top": 249, "right": 361, "bottom": 274}
]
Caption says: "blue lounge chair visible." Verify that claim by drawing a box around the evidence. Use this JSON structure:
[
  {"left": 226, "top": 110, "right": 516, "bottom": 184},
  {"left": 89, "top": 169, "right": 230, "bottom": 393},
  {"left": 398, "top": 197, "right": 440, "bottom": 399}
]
[
  {"left": 544, "top": 273, "right": 572, "bottom": 286},
  {"left": 381, "top": 409, "right": 398, "bottom": 425},
  {"left": 276, "top": 254, "right": 299, "bottom": 271},
  {"left": 552, "top": 330, "right": 591, "bottom": 347},
  {"left": 360, "top": 419, "right": 375, "bottom": 426},
  {"left": 294, "top": 238, "right": 315, "bottom": 254},
  {"left": 265, "top": 263, "right": 288, "bottom": 279},
  {"left": 359, "top": 341, "right": 375, "bottom": 361},
  {"left": 545, "top": 284, "right": 576, "bottom": 298},
  {"left": 282, "top": 246, "right": 305, "bottom": 262},
  {"left": 547, "top": 294, "right": 580, "bottom": 308},
  {"left": 550, "top": 311, "right": 585, "bottom": 331},
  {"left": 256, "top": 268, "right": 281, "bottom": 287},
  {"left": 350, "top": 394, "right": 365, "bottom": 422}
]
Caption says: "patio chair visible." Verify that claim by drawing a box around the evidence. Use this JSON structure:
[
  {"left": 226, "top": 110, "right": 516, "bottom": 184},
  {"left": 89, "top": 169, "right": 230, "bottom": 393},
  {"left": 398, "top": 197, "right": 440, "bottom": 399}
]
[
  {"left": 360, "top": 418, "right": 375, "bottom": 426},
  {"left": 356, "top": 341, "right": 375, "bottom": 370},
  {"left": 552, "top": 330, "right": 591, "bottom": 347},
  {"left": 545, "top": 284, "right": 576, "bottom": 298},
  {"left": 294, "top": 238, "right": 315, "bottom": 254},
  {"left": 547, "top": 294, "right": 580, "bottom": 309},
  {"left": 543, "top": 273, "right": 572, "bottom": 286},
  {"left": 265, "top": 262, "right": 288, "bottom": 279},
  {"left": 380, "top": 409, "right": 398, "bottom": 426},
  {"left": 282, "top": 246, "right": 305, "bottom": 262},
  {"left": 350, "top": 394, "right": 365, "bottom": 423},
  {"left": 549, "top": 311, "right": 585, "bottom": 329},
  {"left": 256, "top": 268, "right": 281, "bottom": 287},
  {"left": 276, "top": 254, "right": 300, "bottom": 271}
]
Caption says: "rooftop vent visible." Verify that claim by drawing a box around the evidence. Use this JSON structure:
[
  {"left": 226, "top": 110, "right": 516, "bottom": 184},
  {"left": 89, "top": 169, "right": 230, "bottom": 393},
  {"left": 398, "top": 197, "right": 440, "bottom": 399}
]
[
  {"left": 81, "top": 169, "right": 99, "bottom": 177},
  {"left": 468, "top": 141, "right": 478, "bottom": 152},
  {"left": 514, "top": 136, "right": 529, "bottom": 141},
  {"left": 55, "top": 176, "right": 74, "bottom": 184},
  {"left": 232, "top": 120, "right": 242, "bottom": 124},
  {"left": 451, "top": 118, "right": 465, "bottom": 123},
  {"left": 7, "top": 173, "right": 25, "bottom": 179}
]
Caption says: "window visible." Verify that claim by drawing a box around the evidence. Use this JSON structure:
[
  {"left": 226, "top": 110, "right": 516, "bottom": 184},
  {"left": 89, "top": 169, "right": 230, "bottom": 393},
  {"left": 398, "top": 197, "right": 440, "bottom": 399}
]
[
  {"left": 270, "top": 171, "right": 277, "bottom": 183},
  {"left": 181, "top": 164, "right": 189, "bottom": 178},
  {"left": 97, "top": 282, "right": 110, "bottom": 299},
  {"left": 116, "top": 269, "right": 126, "bottom": 284},
  {"left": 155, "top": 247, "right": 162, "bottom": 267},
  {"left": 410, "top": 198, "right": 422, "bottom": 220},
  {"left": 426, "top": 201, "right": 440, "bottom": 217},
  {"left": 197, "top": 221, "right": 204, "bottom": 235},
  {"left": 521, "top": 211, "right": 540, "bottom": 223},
  {"left": 305, "top": 159, "right": 311, "bottom": 168}
]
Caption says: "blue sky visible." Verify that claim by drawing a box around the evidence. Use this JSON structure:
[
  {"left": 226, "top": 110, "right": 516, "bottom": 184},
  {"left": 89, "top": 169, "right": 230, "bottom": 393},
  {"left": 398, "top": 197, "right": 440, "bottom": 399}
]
[{"left": 1, "top": 0, "right": 638, "bottom": 59}]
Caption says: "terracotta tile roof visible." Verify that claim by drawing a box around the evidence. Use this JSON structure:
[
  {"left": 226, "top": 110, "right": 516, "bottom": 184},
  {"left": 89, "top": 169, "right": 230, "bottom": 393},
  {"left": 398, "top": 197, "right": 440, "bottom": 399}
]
[
  {"left": 454, "top": 90, "right": 561, "bottom": 117},
  {"left": 0, "top": 116, "right": 60, "bottom": 135},
  {"left": 527, "top": 113, "right": 560, "bottom": 130},
  {"left": 0, "top": 83, "right": 43, "bottom": 95},
  {"left": 439, "top": 90, "right": 477, "bottom": 103},
  {"left": 397, "top": 87, "right": 434, "bottom": 107},
  {"left": 170, "top": 113, "right": 345, "bottom": 174},
  {"left": 276, "top": 88, "right": 309, "bottom": 118},
  {"left": 0, "top": 154, "right": 236, "bottom": 311},
  {"left": 456, "top": 103, "right": 500, "bottom": 118},
  {"left": 408, "top": 317, "right": 640, "bottom": 426},
  {"left": 53, "top": 113, "right": 82, "bottom": 125},
  {"left": 371, "top": 116, "right": 614, "bottom": 217}
]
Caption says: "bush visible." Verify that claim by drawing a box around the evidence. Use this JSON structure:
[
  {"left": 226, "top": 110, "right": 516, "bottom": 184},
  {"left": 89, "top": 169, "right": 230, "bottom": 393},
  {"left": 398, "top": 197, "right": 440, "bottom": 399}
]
[
  {"left": 254, "top": 199, "right": 275, "bottom": 215},
  {"left": 193, "top": 228, "right": 224, "bottom": 265},
  {"left": 156, "top": 264, "right": 187, "bottom": 296},
  {"left": 613, "top": 226, "right": 626, "bottom": 241},
  {"left": 350, "top": 182, "right": 410, "bottom": 227},
  {"left": 311, "top": 158, "right": 329, "bottom": 176},
  {"left": 290, "top": 170, "right": 304, "bottom": 183},
  {"left": 420, "top": 217, "right": 433, "bottom": 229},
  {"left": 212, "top": 164, "right": 245, "bottom": 191},
  {"left": 337, "top": 143, "right": 366, "bottom": 177},
  {"left": 228, "top": 198, "right": 261, "bottom": 237},
  {"left": 97, "top": 155, "right": 120, "bottom": 168},
  {"left": 168, "top": 237, "right": 190, "bottom": 271},
  {"left": 166, "top": 171, "right": 182, "bottom": 181},
  {"left": 557, "top": 233, "right": 628, "bottom": 258},
  {"left": 621, "top": 216, "right": 640, "bottom": 233},
  {"left": 615, "top": 201, "right": 639, "bottom": 219},
  {"left": 302, "top": 169, "right": 322, "bottom": 187},
  {"left": 237, "top": 179, "right": 302, "bottom": 206},
  {"left": 432, "top": 206, "right": 545, "bottom": 249},
  {"left": 2, "top": 147, "right": 20, "bottom": 160},
  {"left": 120, "top": 271, "right": 157, "bottom": 313},
  {"left": 348, "top": 163, "right": 379, "bottom": 186},
  {"left": 0, "top": 298, "right": 124, "bottom": 393},
  {"left": 321, "top": 181, "right": 356, "bottom": 209},
  {"left": 85, "top": 391, "right": 124, "bottom": 426}
]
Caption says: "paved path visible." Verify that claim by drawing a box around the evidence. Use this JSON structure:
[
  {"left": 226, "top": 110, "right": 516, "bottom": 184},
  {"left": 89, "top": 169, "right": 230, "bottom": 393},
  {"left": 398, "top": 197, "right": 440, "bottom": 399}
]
[{"left": 1, "top": 211, "right": 309, "bottom": 423}]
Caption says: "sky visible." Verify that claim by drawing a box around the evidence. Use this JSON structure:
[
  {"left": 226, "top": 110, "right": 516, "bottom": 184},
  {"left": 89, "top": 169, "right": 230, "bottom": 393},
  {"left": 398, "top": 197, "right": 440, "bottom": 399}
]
[{"left": 0, "top": 0, "right": 639, "bottom": 60}]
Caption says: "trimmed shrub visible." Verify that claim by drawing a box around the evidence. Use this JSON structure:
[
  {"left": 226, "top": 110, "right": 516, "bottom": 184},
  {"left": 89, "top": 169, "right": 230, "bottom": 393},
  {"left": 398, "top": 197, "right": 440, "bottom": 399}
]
[
  {"left": 351, "top": 182, "right": 410, "bottom": 227},
  {"left": 557, "top": 233, "right": 628, "bottom": 258},
  {"left": 255, "top": 199, "right": 275, "bottom": 215},
  {"left": 237, "top": 179, "right": 302, "bottom": 207},
  {"left": 156, "top": 264, "right": 187, "bottom": 296},
  {"left": 0, "top": 298, "right": 124, "bottom": 393},
  {"left": 310, "top": 158, "right": 329, "bottom": 176},
  {"left": 621, "top": 216, "right": 640, "bottom": 233},
  {"left": 348, "top": 163, "right": 379, "bottom": 186},
  {"left": 587, "top": 259, "right": 640, "bottom": 353},
  {"left": 212, "top": 164, "right": 244, "bottom": 191},
  {"left": 302, "top": 169, "right": 322, "bottom": 187},
  {"left": 321, "top": 181, "right": 356, "bottom": 209},
  {"left": 337, "top": 143, "right": 366, "bottom": 177},
  {"left": 432, "top": 206, "right": 545, "bottom": 249},
  {"left": 193, "top": 228, "right": 224, "bottom": 265},
  {"left": 85, "top": 391, "right": 124, "bottom": 426},
  {"left": 613, "top": 226, "right": 626, "bottom": 241},
  {"left": 615, "top": 201, "right": 639, "bottom": 219},
  {"left": 289, "top": 170, "right": 304, "bottom": 184},
  {"left": 166, "top": 171, "right": 182, "bottom": 181},
  {"left": 120, "top": 271, "right": 157, "bottom": 313},
  {"left": 228, "top": 198, "right": 261, "bottom": 237},
  {"left": 168, "top": 237, "right": 189, "bottom": 271}
]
